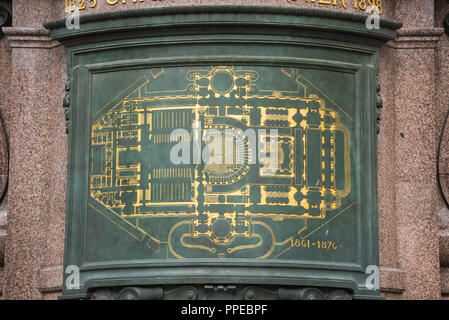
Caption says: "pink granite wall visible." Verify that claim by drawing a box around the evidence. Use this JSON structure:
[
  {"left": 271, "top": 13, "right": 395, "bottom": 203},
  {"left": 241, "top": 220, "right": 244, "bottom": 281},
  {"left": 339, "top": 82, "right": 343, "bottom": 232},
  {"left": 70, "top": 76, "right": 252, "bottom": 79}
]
[
  {"left": 2, "top": 0, "right": 448, "bottom": 300},
  {"left": 377, "top": 0, "right": 445, "bottom": 299},
  {"left": 2, "top": 0, "right": 66, "bottom": 299},
  {"left": 378, "top": 42, "right": 404, "bottom": 298}
]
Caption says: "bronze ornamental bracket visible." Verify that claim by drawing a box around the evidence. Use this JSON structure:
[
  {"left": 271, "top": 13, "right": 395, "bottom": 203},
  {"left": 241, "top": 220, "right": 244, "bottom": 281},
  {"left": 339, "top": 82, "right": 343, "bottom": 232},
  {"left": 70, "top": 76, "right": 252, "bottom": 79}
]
[{"left": 90, "top": 285, "right": 352, "bottom": 300}]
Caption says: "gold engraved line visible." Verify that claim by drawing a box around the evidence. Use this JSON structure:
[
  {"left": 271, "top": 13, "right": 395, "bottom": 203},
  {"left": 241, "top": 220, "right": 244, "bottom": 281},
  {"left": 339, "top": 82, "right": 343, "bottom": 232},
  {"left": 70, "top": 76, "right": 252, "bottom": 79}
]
[
  {"left": 88, "top": 202, "right": 146, "bottom": 241},
  {"left": 303, "top": 202, "right": 356, "bottom": 240},
  {"left": 298, "top": 75, "right": 354, "bottom": 121},
  {"left": 180, "top": 233, "right": 216, "bottom": 254},
  {"left": 94, "top": 76, "right": 149, "bottom": 118},
  {"left": 273, "top": 203, "right": 355, "bottom": 259},
  {"left": 227, "top": 233, "right": 263, "bottom": 254}
]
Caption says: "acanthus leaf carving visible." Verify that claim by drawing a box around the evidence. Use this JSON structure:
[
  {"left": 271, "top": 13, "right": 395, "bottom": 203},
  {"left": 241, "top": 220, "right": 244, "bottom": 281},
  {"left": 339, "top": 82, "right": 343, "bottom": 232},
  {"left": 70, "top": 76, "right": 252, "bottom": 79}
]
[
  {"left": 376, "top": 75, "right": 383, "bottom": 134},
  {"left": 63, "top": 77, "right": 72, "bottom": 134}
]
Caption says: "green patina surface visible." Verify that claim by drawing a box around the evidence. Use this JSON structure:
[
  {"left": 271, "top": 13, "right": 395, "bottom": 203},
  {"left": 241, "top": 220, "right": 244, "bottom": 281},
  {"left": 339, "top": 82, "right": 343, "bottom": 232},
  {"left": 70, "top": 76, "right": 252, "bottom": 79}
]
[
  {"left": 45, "top": 6, "right": 400, "bottom": 299},
  {"left": 87, "top": 65, "right": 352, "bottom": 261}
]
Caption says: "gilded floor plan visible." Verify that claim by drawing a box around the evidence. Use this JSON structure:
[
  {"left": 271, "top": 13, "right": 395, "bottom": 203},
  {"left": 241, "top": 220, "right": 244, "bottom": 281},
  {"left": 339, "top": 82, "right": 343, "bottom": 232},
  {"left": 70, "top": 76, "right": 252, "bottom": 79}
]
[{"left": 88, "top": 66, "right": 352, "bottom": 259}]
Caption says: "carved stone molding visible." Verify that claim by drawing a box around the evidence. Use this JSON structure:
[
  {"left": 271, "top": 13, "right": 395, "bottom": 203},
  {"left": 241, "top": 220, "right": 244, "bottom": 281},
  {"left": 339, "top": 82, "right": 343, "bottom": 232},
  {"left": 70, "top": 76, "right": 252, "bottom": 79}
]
[
  {"left": 89, "top": 285, "right": 352, "bottom": 300},
  {"left": 387, "top": 28, "right": 444, "bottom": 49},
  {"left": 2, "top": 27, "right": 60, "bottom": 49}
]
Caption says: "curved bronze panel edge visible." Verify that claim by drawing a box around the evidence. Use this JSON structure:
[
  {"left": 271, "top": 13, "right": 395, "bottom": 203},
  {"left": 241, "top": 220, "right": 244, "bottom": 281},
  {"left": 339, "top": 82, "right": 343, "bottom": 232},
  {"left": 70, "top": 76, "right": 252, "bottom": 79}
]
[{"left": 43, "top": 5, "right": 402, "bottom": 31}]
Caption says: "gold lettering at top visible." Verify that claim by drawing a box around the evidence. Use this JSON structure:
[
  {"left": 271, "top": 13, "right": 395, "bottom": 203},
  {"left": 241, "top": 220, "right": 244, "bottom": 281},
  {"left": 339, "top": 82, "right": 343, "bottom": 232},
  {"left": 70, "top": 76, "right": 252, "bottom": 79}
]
[
  {"left": 66, "top": 0, "right": 382, "bottom": 14},
  {"left": 288, "top": 0, "right": 385, "bottom": 14}
]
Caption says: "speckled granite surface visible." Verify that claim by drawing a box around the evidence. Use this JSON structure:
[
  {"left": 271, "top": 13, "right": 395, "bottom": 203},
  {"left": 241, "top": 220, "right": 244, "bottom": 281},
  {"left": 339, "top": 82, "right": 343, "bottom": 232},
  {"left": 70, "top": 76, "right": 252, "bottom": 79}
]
[
  {"left": 377, "top": 44, "right": 400, "bottom": 271},
  {"left": 1, "top": 21, "right": 66, "bottom": 299},
  {"left": 379, "top": 0, "right": 444, "bottom": 299}
]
